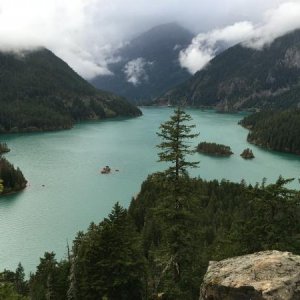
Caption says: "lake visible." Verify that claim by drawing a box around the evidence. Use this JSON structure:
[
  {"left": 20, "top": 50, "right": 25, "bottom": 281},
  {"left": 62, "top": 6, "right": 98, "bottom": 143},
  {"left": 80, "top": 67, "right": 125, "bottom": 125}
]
[{"left": 1, "top": 107, "right": 300, "bottom": 274}]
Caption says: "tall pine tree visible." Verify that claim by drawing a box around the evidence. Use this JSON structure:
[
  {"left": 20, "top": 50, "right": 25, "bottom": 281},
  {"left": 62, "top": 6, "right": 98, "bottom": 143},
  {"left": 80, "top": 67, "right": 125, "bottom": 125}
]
[{"left": 156, "top": 107, "right": 199, "bottom": 182}]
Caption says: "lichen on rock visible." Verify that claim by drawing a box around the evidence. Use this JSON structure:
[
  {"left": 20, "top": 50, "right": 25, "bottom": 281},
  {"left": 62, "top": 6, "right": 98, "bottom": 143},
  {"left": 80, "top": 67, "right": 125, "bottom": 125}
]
[{"left": 200, "top": 250, "right": 300, "bottom": 300}]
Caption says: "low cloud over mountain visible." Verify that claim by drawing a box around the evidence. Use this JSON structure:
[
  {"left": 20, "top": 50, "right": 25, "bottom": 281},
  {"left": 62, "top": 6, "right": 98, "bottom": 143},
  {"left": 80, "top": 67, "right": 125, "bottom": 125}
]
[{"left": 180, "top": 1, "right": 300, "bottom": 74}]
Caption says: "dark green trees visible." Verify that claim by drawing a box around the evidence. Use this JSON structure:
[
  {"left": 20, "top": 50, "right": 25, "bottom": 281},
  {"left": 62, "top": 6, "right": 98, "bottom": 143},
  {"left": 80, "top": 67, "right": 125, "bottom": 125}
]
[
  {"left": 29, "top": 252, "right": 69, "bottom": 300},
  {"left": 68, "top": 203, "right": 145, "bottom": 300},
  {"left": 0, "top": 157, "right": 27, "bottom": 194},
  {"left": 0, "top": 263, "right": 28, "bottom": 299},
  {"left": 0, "top": 143, "right": 27, "bottom": 195},
  {"left": 239, "top": 109, "right": 300, "bottom": 155},
  {"left": 197, "top": 142, "right": 233, "bottom": 156},
  {"left": 157, "top": 107, "right": 199, "bottom": 181},
  {"left": 0, "top": 142, "right": 10, "bottom": 154}
]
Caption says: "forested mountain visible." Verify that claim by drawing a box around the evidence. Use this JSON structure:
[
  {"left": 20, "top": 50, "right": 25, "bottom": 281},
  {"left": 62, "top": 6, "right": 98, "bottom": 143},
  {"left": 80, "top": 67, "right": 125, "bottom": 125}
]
[
  {"left": 0, "top": 48, "right": 141, "bottom": 133},
  {"left": 239, "top": 109, "right": 300, "bottom": 154},
  {"left": 90, "top": 23, "right": 193, "bottom": 103},
  {"left": 160, "top": 29, "right": 300, "bottom": 111}
]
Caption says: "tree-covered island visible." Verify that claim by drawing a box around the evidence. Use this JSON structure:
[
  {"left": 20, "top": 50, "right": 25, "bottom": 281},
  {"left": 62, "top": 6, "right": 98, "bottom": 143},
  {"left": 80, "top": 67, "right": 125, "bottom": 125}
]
[{"left": 197, "top": 142, "right": 233, "bottom": 156}]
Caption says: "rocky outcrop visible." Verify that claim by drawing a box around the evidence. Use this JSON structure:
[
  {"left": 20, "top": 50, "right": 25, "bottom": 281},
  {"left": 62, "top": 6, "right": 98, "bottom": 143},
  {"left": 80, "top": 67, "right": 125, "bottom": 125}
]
[
  {"left": 200, "top": 250, "right": 300, "bottom": 300},
  {"left": 283, "top": 47, "right": 300, "bottom": 68},
  {"left": 240, "top": 148, "right": 254, "bottom": 159}
]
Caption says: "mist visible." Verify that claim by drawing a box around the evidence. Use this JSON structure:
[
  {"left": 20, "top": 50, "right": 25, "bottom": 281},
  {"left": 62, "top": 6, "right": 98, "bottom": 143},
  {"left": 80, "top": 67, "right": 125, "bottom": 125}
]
[
  {"left": 0, "top": 0, "right": 298, "bottom": 78},
  {"left": 180, "top": 1, "right": 300, "bottom": 74}
]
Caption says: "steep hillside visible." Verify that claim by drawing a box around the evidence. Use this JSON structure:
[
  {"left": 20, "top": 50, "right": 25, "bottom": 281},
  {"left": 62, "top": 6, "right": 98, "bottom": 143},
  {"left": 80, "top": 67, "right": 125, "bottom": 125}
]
[
  {"left": 0, "top": 48, "right": 141, "bottom": 133},
  {"left": 239, "top": 109, "right": 300, "bottom": 154},
  {"left": 161, "top": 29, "right": 300, "bottom": 111},
  {"left": 90, "top": 23, "right": 193, "bottom": 103}
]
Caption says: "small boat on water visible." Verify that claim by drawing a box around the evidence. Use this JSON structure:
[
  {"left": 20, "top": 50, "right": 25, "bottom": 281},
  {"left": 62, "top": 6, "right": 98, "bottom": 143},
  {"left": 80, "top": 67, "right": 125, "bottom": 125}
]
[{"left": 101, "top": 166, "right": 111, "bottom": 174}]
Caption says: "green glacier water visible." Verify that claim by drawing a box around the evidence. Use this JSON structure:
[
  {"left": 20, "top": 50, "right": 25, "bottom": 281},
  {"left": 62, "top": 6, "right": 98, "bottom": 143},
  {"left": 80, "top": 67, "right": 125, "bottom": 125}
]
[{"left": 0, "top": 107, "right": 300, "bottom": 274}]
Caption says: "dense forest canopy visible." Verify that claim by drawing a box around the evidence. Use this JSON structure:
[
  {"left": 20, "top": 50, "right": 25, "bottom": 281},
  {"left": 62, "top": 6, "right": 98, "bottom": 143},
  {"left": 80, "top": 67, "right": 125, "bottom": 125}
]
[
  {"left": 239, "top": 109, "right": 300, "bottom": 155},
  {"left": 197, "top": 142, "right": 233, "bottom": 156},
  {"left": 0, "top": 49, "right": 141, "bottom": 133},
  {"left": 0, "top": 142, "right": 27, "bottom": 195},
  {"left": 1, "top": 175, "right": 299, "bottom": 299}
]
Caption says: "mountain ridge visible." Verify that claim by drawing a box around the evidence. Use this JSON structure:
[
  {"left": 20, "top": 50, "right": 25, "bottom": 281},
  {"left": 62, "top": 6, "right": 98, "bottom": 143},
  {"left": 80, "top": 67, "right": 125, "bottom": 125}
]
[
  {"left": 159, "top": 29, "right": 300, "bottom": 111},
  {"left": 90, "top": 23, "right": 193, "bottom": 103},
  {"left": 0, "top": 48, "right": 141, "bottom": 133}
]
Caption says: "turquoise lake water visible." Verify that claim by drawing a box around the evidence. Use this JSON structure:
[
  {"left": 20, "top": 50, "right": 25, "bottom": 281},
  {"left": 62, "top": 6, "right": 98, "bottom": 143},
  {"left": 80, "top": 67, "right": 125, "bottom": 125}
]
[{"left": 0, "top": 107, "right": 300, "bottom": 274}]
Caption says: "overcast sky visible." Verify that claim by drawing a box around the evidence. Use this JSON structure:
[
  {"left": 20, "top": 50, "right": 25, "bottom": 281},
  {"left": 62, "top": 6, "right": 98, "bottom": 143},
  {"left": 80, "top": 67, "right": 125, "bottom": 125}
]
[{"left": 0, "top": 0, "right": 299, "bottom": 78}]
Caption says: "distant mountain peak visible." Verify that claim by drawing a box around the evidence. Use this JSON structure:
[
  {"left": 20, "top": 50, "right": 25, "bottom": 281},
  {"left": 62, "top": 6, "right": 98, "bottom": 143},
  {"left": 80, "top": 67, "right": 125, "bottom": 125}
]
[{"left": 90, "top": 22, "right": 193, "bottom": 103}]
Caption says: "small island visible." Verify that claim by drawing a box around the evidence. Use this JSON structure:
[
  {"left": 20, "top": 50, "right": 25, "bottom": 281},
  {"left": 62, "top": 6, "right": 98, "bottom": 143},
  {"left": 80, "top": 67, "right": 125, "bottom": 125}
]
[
  {"left": 240, "top": 148, "right": 254, "bottom": 159},
  {"left": 197, "top": 142, "right": 233, "bottom": 157},
  {"left": 0, "top": 142, "right": 10, "bottom": 155}
]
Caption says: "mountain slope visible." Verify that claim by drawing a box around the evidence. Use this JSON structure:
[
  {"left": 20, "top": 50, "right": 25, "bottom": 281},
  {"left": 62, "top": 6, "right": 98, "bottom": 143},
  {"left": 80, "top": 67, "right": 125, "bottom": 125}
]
[
  {"left": 90, "top": 23, "right": 193, "bottom": 103},
  {"left": 161, "top": 29, "right": 300, "bottom": 111},
  {"left": 239, "top": 109, "right": 300, "bottom": 154},
  {"left": 0, "top": 48, "right": 141, "bottom": 133}
]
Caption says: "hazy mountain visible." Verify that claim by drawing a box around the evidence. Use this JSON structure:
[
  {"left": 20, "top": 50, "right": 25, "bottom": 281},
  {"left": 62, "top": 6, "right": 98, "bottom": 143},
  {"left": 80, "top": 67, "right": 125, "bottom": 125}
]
[
  {"left": 90, "top": 23, "right": 193, "bottom": 103},
  {"left": 0, "top": 48, "right": 141, "bottom": 133},
  {"left": 160, "top": 29, "right": 300, "bottom": 111}
]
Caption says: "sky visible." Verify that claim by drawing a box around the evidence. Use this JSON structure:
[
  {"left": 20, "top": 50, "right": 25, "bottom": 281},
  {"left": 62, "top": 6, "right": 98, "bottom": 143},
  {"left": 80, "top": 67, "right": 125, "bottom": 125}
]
[{"left": 0, "top": 0, "right": 299, "bottom": 78}]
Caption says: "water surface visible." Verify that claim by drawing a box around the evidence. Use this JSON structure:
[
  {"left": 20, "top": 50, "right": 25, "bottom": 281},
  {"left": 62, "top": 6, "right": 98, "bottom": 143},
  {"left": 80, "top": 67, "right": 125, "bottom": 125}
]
[{"left": 1, "top": 107, "right": 300, "bottom": 274}]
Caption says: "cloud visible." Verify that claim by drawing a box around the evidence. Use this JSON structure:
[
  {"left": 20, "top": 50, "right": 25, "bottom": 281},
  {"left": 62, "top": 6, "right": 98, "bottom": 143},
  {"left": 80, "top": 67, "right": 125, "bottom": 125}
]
[
  {"left": 179, "top": 22, "right": 254, "bottom": 74},
  {"left": 0, "top": 0, "right": 105, "bottom": 78},
  {"left": 245, "top": 1, "right": 300, "bottom": 49},
  {"left": 180, "top": 1, "right": 300, "bottom": 74},
  {"left": 123, "top": 58, "right": 152, "bottom": 86},
  {"left": 0, "top": 0, "right": 296, "bottom": 79}
]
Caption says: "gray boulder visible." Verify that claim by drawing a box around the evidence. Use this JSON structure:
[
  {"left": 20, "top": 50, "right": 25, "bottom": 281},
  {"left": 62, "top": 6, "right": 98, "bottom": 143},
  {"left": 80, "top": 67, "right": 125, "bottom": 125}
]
[{"left": 200, "top": 250, "right": 300, "bottom": 300}]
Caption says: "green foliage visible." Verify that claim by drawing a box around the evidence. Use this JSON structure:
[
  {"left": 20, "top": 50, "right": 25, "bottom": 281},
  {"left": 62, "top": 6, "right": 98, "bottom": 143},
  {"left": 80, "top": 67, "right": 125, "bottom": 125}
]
[
  {"left": 0, "top": 142, "right": 10, "bottom": 154},
  {"left": 239, "top": 109, "right": 300, "bottom": 154},
  {"left": 0, "top": 157, "right": 27, "bottom": 194},
  {"left": 29, "top": 252, "right": 70, "bottom": 300},
  {"left": 68, "top": 203, "right": 145, "bottom": 300},
  {"left": 0, "top": 263, "right": 29, "bottom": 300},
  {"left": 0, "top": 49, "right": 141, "bottom": 133},
  {"left": 157, "top": 107, "right": 199, "bottom": 181},
  {"left": 2, "top": 175, "right": 300, "bottom": 300},
  {"left": 197, "top": 142, "right": 233, "bottom": 156},
  {"left": 129, "top": 174, "right": 300, "bottom": 299},
  {"left": 0, "top": 284, "right": 28, "bottom": 300}
]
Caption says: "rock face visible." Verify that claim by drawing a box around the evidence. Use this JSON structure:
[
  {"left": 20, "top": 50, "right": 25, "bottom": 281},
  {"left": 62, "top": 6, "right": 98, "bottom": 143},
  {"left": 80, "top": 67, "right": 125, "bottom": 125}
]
[{"left": 200, "top": 251, "right": 300, "bottom": 300}]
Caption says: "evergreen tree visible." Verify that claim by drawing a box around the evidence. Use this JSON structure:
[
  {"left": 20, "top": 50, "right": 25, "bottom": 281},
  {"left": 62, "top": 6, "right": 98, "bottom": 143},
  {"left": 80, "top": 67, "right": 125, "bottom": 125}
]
[
  {"left": 156, "top": 107, "right": 199, "bottom": 182},
  {"left": 15, "top": 263, "right": 27, "bottom": 296},
  {"left": 29, "top": 252, "right": 69, "bottom": 300},
  {"left": 70, "top": 203, "right": 145, "bottom": 300}
]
